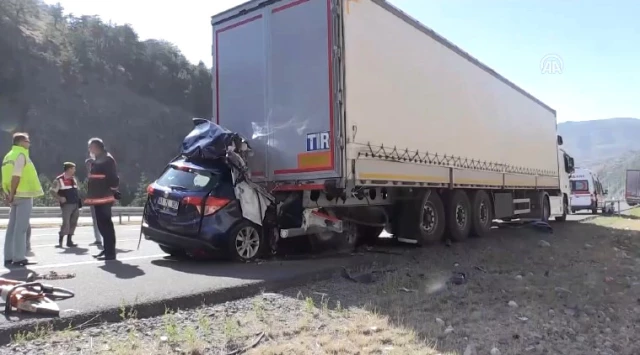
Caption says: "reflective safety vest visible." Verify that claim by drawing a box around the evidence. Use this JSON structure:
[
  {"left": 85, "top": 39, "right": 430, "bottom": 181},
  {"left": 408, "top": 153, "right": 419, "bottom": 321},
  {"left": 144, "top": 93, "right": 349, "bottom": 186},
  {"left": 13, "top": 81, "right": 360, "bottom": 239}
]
[{"left": 1, "top": 146, "right": 44, "bottom": 198}]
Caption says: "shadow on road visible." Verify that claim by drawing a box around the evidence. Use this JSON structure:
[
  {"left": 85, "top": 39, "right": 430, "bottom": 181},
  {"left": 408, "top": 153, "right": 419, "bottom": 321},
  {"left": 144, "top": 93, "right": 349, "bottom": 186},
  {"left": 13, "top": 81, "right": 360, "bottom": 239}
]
[
  {"left": 149, "top": 238, "right": 412, "bottom": 280},
  {"left": 98, "top": 260, "right": 145, "bottom": 279},
  {"left": 0, "top": 268, "right": 34, "bottom": 280},
  {"left": 59, "top": 247, "right": 90, "bottom": 256}
]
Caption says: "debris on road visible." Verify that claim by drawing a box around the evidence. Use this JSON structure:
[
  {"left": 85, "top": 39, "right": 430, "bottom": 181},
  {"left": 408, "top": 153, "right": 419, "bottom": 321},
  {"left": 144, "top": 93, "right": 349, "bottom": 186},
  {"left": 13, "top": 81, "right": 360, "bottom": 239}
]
[
  {"left": 26, "top": 271, "right": 76, "bottom": 282},
  {"left": 340, "top": 267, "right": 376, "bottom": 284},
  {"left": 538, "top": 240, "right": 551, "bottom": 247},
  {"left": 449, "top": 272, "right": 467, "bottom": 285}
]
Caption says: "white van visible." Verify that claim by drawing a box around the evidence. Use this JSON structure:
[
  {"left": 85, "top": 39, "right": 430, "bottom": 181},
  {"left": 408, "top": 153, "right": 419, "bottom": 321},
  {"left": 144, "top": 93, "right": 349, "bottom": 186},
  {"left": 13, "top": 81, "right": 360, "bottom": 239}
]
[{"left": 570, "top": 168, "right": 607, "bottom": 214}]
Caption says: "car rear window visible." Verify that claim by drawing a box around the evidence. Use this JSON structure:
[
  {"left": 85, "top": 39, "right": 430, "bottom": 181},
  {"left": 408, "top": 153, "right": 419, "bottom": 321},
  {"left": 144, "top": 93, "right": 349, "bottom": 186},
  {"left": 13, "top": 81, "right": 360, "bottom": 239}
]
[
  {"left": 571, "top": 180, "right": 589, "bottom": 192},
  {"left": 155, "top": 166, "right": 217, "bottom": 192}
]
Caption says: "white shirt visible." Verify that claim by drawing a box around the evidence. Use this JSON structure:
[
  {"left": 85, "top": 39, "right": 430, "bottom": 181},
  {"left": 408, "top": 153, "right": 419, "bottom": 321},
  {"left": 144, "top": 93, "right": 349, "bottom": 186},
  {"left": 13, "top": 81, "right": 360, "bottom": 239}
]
[{"left": 12, "top": 154, "right": 26, "bottom": 177}]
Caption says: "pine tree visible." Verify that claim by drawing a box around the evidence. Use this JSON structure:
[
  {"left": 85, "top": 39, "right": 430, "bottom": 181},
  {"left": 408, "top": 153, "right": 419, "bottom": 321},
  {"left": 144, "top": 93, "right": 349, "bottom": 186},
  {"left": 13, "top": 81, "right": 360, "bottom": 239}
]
[
  {"left": 34, "top": 175, "right": 57, "bottom": 206},
  {"left": 130, "top": 173, "right": 151, "bottom": 207}
]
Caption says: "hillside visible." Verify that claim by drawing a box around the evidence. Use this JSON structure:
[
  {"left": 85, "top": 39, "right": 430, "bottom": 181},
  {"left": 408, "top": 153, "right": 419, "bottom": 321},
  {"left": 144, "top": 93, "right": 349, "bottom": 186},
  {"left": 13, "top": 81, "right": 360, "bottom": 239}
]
[
  {"left": 558, "top": 118, "right": 640, "bottom": 199},
  {"left": 0, "top": 0, "right": 212, "bottom": 204},
  {"left": 557, "top": 117, "right": 640, "bottom": 166}
]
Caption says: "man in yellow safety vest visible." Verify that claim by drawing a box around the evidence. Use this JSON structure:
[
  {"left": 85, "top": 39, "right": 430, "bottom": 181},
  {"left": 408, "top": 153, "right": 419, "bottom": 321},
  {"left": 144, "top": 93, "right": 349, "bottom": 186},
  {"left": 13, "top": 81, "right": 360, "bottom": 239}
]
[{"left": 1, "top": 132, "right": 44, "bottom": 267}]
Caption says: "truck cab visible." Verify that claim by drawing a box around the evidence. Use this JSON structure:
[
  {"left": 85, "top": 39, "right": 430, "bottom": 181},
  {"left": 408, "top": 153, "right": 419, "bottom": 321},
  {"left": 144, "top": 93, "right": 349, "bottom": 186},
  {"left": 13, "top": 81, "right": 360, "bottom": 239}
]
[{"left": 558, "top": 147, "right": 575, "bottom": 199}]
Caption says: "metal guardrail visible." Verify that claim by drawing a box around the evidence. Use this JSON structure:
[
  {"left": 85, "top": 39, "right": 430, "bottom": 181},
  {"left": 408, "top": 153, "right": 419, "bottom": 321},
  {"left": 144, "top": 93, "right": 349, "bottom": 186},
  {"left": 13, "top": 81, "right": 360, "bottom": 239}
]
[
  {"left": 603, "top": 199, "right": 636, "bottom": 216},
  {"left": 0, "top": 207, "right": 143, "bottom": 224}
]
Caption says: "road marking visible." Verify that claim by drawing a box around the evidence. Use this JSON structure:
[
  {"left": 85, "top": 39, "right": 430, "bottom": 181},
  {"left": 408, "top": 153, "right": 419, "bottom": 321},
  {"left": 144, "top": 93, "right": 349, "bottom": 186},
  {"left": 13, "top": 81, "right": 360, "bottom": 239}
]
[
  {"left": 19, "top": 225, "right": 140, "bottom": 233},
  {"left": 31, "top": 238, "right": 141, "bottom": 248},
  {"left": 29, "top": 227, "right": 140, "bottom": 238},
  {"left": 5, "top": 254, "right": 168, "bottom": 271}
]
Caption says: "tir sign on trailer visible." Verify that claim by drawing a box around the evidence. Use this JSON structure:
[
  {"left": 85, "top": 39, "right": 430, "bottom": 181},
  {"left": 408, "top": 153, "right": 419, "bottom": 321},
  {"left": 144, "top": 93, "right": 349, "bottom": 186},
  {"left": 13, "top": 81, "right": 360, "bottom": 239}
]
[{"left": 306, "top": 131, "right": 331, "bottom": 152}]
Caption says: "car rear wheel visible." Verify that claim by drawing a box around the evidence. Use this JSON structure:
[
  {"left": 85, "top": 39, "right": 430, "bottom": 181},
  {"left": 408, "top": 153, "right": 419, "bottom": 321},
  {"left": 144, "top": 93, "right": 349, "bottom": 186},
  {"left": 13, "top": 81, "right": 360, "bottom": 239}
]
[{"left": 228, "top": 220, "right": 264, "bottom": 262}]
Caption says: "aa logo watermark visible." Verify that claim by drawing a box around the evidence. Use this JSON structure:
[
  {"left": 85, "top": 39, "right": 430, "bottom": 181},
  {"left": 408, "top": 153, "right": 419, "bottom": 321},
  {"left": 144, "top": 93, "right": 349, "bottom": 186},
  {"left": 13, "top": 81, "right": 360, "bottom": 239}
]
[{"left": 540, "top": 54, "right": 563, "bottom": 74}]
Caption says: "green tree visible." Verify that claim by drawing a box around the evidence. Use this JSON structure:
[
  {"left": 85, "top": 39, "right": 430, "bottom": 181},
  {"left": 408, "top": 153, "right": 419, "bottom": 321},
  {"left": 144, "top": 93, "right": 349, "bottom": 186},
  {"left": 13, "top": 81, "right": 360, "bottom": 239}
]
[
  {"left": 0, "top": 0, "right": 213, "bottom": 199},
  {"left": 130, "top": 173, "right": 152, "bottom": 207},
  {"left": 34, "top": 174, "right": 57, "bottom": 206}
]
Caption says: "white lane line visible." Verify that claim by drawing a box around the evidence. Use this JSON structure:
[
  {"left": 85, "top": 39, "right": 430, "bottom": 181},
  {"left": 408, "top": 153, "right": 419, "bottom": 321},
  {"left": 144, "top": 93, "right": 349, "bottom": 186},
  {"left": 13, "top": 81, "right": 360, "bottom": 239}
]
[
  {"left": 29, "top": 227, "right": 139, "bottom": 238},
  {"left": 4, "top": 254, "right": 167, "bottom": 271},
  {"left": 31, "top": 238, "right": 141, "bottom": 248},
  {"left": 31, "top": 229, "right": 140, "bottom": 238},
  {"left": 20, "top": 226, "right": 140, "bottom": 235}
]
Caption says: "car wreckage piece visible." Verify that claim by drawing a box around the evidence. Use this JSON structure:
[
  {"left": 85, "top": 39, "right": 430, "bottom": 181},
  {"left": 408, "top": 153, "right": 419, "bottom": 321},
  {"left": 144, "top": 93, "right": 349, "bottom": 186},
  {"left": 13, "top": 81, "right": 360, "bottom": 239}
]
[
  {"left": 0, "top": 276, "right": 75, "bottom": 316},
  {"left": 138, "top": 118, "right": 346, "bottom": 254}
]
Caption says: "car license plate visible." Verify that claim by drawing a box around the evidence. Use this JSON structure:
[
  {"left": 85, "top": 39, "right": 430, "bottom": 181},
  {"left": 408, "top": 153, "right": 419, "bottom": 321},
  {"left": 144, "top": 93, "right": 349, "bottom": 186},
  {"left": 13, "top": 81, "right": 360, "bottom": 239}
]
[{"left": 157, "top": 197, "right": 179, "bottom": 210}]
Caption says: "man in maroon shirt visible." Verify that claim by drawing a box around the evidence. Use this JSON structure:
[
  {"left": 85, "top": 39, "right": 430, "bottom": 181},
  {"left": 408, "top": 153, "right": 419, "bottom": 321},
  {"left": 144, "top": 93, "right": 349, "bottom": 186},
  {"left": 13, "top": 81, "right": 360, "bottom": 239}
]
[{"left": 84, "top": 138, "right": 120, "bottom": 261}]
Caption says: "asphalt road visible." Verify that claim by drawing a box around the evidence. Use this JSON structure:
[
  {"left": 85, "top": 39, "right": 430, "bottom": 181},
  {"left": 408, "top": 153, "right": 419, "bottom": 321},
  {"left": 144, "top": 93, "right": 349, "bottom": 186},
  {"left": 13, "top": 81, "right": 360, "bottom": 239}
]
[{"left": 0, "top": 225, "right": 383, "bottom": 331}]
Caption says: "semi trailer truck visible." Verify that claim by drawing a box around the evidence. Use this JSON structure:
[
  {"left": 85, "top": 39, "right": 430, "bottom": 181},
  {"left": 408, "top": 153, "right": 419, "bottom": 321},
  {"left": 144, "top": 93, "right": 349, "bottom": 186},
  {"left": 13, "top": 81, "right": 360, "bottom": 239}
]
[
  {"left": 626, "top": 169, "right": 640, "bottom": 206},
  {"left": 210, "top": 0, "right": 575, "bottom": 248}
]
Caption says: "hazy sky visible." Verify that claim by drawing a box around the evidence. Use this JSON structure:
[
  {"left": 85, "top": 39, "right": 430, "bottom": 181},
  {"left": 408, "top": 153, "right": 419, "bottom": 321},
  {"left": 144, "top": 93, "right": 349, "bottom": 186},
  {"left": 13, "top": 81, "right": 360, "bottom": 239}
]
[{"left": 44, "top": 0, "right": 640, "bottom": 123}]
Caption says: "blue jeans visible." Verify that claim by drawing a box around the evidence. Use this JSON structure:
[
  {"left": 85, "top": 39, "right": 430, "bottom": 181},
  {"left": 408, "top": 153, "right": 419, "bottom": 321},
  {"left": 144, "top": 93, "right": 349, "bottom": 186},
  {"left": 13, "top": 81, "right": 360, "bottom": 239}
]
[
  {"left": 4, "top": 198, "right": 32, "bottom": 261},
  {"left": 90, "top": 206, "right": 102, "bottom": 243}
]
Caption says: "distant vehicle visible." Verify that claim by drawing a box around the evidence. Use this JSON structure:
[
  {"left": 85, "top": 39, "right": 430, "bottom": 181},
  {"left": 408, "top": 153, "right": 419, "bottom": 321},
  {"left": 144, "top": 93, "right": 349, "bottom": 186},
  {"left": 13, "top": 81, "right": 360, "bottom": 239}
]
[
  {"left": 570, "top": 168, "right": 607, "bottom": 214},
  {"left": 625, "top": 169, "right": 640, "bottom": 206}
]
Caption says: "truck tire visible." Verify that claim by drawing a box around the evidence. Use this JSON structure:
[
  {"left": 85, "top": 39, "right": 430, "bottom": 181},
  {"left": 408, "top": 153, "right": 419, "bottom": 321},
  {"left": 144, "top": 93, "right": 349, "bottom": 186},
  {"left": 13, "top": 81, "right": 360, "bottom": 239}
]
[
  {"left": 555, "top": 196, "right": 568, "bottom": 222},
  {"left": 469, "top": 190, "right": 493, "bottom": 238},
  {"left": 445, "top": 190, "right": 472, "bottom": 242},
  {"left": 401, "top": 190, "right": 445, "bottom": 245},
  {"left": 542, "top": 196, "right": 551, "bottom": 221}
]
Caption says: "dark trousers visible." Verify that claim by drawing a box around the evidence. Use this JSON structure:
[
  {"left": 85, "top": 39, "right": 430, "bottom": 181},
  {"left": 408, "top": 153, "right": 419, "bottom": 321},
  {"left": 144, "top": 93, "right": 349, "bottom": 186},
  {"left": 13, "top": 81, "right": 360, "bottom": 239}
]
[{"left": 94, "top": 204, "right": 116, "bottom": 257}]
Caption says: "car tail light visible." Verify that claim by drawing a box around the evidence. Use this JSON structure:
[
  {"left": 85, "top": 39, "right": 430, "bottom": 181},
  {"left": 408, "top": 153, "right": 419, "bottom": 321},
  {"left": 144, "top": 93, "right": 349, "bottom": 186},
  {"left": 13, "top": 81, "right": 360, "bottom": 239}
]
[
  {"left": 182, "top": 196, "right": 230, "bottom": 216},
  {"left": 147, "top": 184, "right": 154, "bottom": 195}
]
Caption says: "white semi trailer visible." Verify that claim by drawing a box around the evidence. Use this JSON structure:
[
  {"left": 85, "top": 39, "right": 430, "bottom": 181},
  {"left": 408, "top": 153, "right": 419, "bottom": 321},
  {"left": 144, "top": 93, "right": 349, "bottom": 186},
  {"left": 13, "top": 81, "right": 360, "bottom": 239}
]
[{"left": 211, "top": 0, "right": 576, "bottom": 247}]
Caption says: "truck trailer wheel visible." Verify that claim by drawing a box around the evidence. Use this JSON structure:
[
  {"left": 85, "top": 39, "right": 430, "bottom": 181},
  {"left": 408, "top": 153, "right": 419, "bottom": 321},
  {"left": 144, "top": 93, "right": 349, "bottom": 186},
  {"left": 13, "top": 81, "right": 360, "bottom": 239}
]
[
  {"left": 445, "top": 190, "right": 472, "bottom": 242},
  {"left": 400, "top": 189, "right": 445, "bottom": 245},
  {"left": 469, "top": 190, "right": 493, "bottom": 238}
]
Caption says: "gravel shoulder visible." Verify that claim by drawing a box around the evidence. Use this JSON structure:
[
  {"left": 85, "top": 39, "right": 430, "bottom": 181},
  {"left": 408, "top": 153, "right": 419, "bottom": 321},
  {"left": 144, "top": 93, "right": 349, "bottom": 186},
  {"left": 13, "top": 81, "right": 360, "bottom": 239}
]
[{"left": 2, "top": 216, "right": 640, "bottom": 355}]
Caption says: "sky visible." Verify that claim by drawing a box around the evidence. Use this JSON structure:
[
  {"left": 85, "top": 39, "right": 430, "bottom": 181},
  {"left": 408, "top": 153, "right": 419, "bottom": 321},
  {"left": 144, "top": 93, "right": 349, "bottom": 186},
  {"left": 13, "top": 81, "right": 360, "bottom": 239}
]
[{"left": 43, "top": 0, "right": 640, "bottom": 123}]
